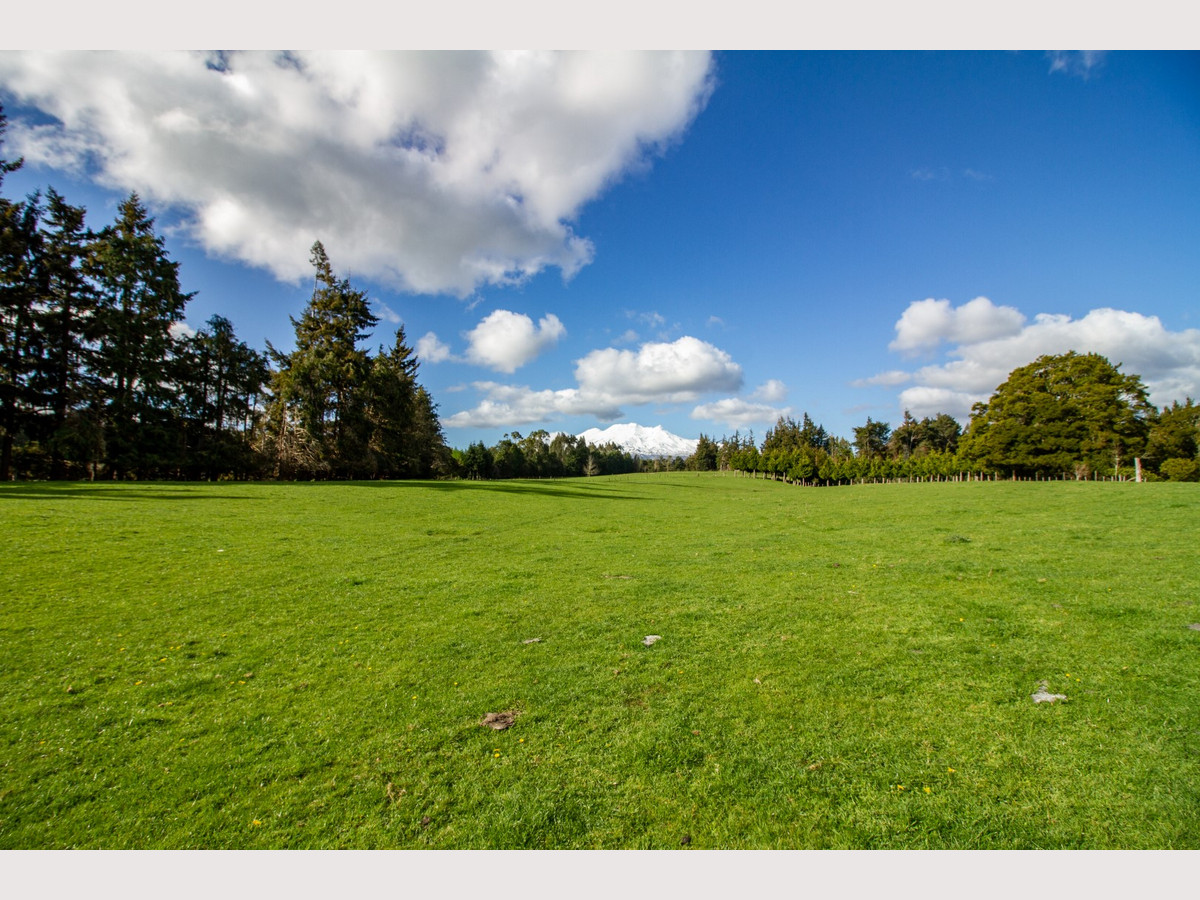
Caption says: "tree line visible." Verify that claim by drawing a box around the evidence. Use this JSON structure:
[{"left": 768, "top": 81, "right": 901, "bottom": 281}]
[
  {"left": 1, "top": 107, "right": 448, "bottom": 482},
  {"left": 455, "top": 430, "right": 641, "bottom": 480},
  {"left": 686, "top": 352, "right": 1199, "bottom": 483}
]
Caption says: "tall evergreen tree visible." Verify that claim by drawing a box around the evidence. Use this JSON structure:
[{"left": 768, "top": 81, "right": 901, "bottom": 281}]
[
  {"left": 87, "top": 193, "right": 190, "bottom": 477},
  {"left": 268, "top": 241, "right": 377, "bottom": 477},
  {"left": 31, "top": 189, "right": 98, "bottom": 478},
  {"left": 0, "top": 184, "right": 42, "bottom": 480},
  {"left": 366, "top": 324, "right": 421, "bottom": 477},
  {"left": 852, "top": 417, "right": 890, "bottom": 460},
  {"left": 175, "top": 314, "right": 269, "bottom": 478}
]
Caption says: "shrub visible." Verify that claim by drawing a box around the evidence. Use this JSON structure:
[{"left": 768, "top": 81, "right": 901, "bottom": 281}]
[{"left": 1159, "top": 457, "right": 1200, "bottom": 482}]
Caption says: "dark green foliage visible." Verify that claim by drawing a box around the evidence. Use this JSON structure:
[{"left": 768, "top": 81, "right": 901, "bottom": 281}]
[
  {"left": 264, "top": 244, "right": 449, "bottom": 480},
  {"left": 1159, "top": 457, "right": 1199, "bottom": 482},
  {"left": 687, "top": 434, "right": 719, "bottom": 471},
  {"left": 30, "top": 190, "right": 99, "bottom": 479},
  {"left": 1146, "top": 399, "right": 1199, "bottom": 475},
  {"left": 266, "top": 242, "right": 377, "bottom": 478},
  {"left": 852, "top": 417, "right": 891, "bottom": 460},
  {"left": 86, "top": 194, "right": 191, "bottom": 477},
  {"left": 0, "top": 184, "right": 40, "bottom": 480},
  {"left": 959, "top": 352, "right": 1154, "bottom": 478},
  {"left": 172, "top": 315, "right": 270, "bottom": 479},
  {"left": 0, "top": 130, "right": 449, "bottom": 481}
]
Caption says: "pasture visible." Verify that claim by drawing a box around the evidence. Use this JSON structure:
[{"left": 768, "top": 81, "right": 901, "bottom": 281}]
[{"left": 1, "top": 474, "right": 1197, "bottom": 848}]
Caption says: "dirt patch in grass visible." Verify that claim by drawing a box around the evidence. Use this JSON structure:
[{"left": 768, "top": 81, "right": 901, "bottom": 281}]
[{"left": 480, "top": 710, "right": 518, "bottom": 730}]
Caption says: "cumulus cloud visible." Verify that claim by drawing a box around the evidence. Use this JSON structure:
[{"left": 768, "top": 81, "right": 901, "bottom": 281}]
[
  {"left": 443, "top": 382, "right": 616, "bottom": 429},
  {"left": 0, "top": 50, "right": 714, "bottom": 296},
  {"left": 691, "top": 397, "right": 791, "bottom": 428},
  {"left": 445, "top": 335, "right": 745, "bottom": 428},
  {"left": 750, "top": 379, "right": 788, "bottom": 403},
  {"left": 415, "top": 331, "right": 452, "bottom": 364},
  {"left": 866, "top": 300, "right": 1200, "bottom": 423},
  {"left": 575, "top": 336, "right": 743, "bottom": 404},
  {"left": 690, "top": 380, "right": 789, "bottom": 428},
  {"left": 889, "top": 296, "right": 1026, "bottom": 355},
  {"left": 462, "top": 309, "right": 565, "bottom": 373}
]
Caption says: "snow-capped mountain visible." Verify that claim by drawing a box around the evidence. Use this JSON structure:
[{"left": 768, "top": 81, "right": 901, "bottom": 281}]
[{"left": 576, "top": 423, "right": 699, "bottom": 459}]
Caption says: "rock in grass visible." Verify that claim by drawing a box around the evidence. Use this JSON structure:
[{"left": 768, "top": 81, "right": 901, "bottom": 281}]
[
  {"left": 481, "top": 710, "right": 517, "bottom": 730},
  {"left": 643, "top": 635, "right": 662, "bottom": 647},
  {"left": 1031, "top": 680, "right": 1067, "bottom": 704}
]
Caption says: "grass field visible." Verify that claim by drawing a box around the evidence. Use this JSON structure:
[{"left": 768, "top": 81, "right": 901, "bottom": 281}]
[{"left": 1, "top": 474, "right": 1197, "bottom": 849}]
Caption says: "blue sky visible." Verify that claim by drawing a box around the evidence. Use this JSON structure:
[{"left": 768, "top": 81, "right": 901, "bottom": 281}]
[{"left": 2, "top": 50, "right": 1197, "bottom": 449}]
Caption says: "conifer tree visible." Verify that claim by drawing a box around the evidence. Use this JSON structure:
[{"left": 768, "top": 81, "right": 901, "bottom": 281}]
[
  {"left": 268, "top": 241, "right": 377, "bottom": 477},
  {"left": 0, "top": 182, "right": 42, "bottom": 480},
  {"left": 32, "top": 189, "right": 98, "bottom": 478},
  {"left": 88, "top": 193, "right": 190, "bottom": 477}
]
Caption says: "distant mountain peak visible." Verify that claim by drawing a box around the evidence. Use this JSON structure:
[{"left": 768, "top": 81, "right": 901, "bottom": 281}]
[{"left": 576, "top": 423, "right": 698, "bottom": 459}]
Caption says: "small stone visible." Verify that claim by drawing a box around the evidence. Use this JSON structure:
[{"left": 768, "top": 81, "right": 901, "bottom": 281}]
[
  {"left": 522, "top": 637, "right": 542, "bottom": 644},
  {"left": 680, "top": 834, "right": 691, "bottom": 846},
  {"left": 1189, "top": 623, "right": 1200, "bottom": 631},
  {"left": 643, "top": 635, "right": 661, "bottom": 647},
  {"left": 1031, "top": 680, "right": 1067, "bottom": 704},
  {"left": 420, "top": 816, "right": 431, "bottom": 828}
]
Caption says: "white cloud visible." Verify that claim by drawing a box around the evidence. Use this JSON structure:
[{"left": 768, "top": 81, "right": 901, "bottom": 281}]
[
  {"left": 443, "top": 382, "right": 619, "bottom": 428},
  {"left": 375, "top": 301, "right": 401, "bottom": 325},
  {"left": 851, "top": 370, "right": 912, "bottom": 388},
  {"left": 691, "top": 397, "right": 791, "bottom": 428},
  {"left": 707, "top": 315, "right": 725, "bottom": 328},
  {"left": 910, "top": 166, "right": 948, "bottom": 181},
  {"left": 445, "top": 335, "right": 745, "bottom": 428},
  {"left": 866, "top": 301, "right": 1200, "bottom": 423},
  {"left": 1047, "top": 51, "right": 1107, "bottom": 79},
  {"left": 626, "top": 310, "right": 666, "bottom": 327},
  {"left": 169, "top": 321, "right": 196, "bottom": 340},
  {"left": 895, "top": 386, "right": 981, "bottom": 423},
  {"left": 575, "top": 336, "right": 743, "bottom": 404},
  {"left": 750, "top": 379, "right": 788, "bottom": 403},
  {"left": 613, "top": 329, "right": 640, "bottom": 345},
  {"left": 416, "top": 331, "right": 452, "bottom": 364},
  {"left": 889, "top": 296, "right": 1026, "bottom": 355},
  {"left": 463, "top": 309, "right": 565, "bottom": 373},
  {"left": 0, "top": 50, "right": 714, "bottom": 296}
]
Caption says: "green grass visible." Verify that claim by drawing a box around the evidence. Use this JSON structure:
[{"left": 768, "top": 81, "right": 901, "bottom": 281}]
[{"left": 1, "top": 474, "right": 1198, "bottom": 848}]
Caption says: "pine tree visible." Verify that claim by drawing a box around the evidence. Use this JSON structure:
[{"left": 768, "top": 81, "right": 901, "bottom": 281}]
[
  {"left": 366, "top": 325, "right": 421, "bottom": 477},
  {"left": 0, "top": 185, "right": 42, "bottom": 480},
  {"left": 268, "top": 241, "right": 377, "bottom": 478},
  {"left": 88, "top": 194, "right": 190, "bottom": 478},
  {"left": 31, "top": 189, "right": 99, "bottom": 478}
]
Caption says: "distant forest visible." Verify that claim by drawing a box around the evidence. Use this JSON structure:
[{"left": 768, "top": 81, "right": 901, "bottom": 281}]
[{"left": 3, "top": 106, "right": 1198, "bottom": 483}]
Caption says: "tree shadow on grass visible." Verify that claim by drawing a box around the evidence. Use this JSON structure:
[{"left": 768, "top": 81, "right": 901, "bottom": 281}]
[
  {"left": 0, "top": 483, "right": 260, "bottom": 502},
  {"left": 0, "top": 478, "right": 646, "bottom": 503},
  {"left": 352, "top": 479, "right": 646, "bottom": 501}
]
